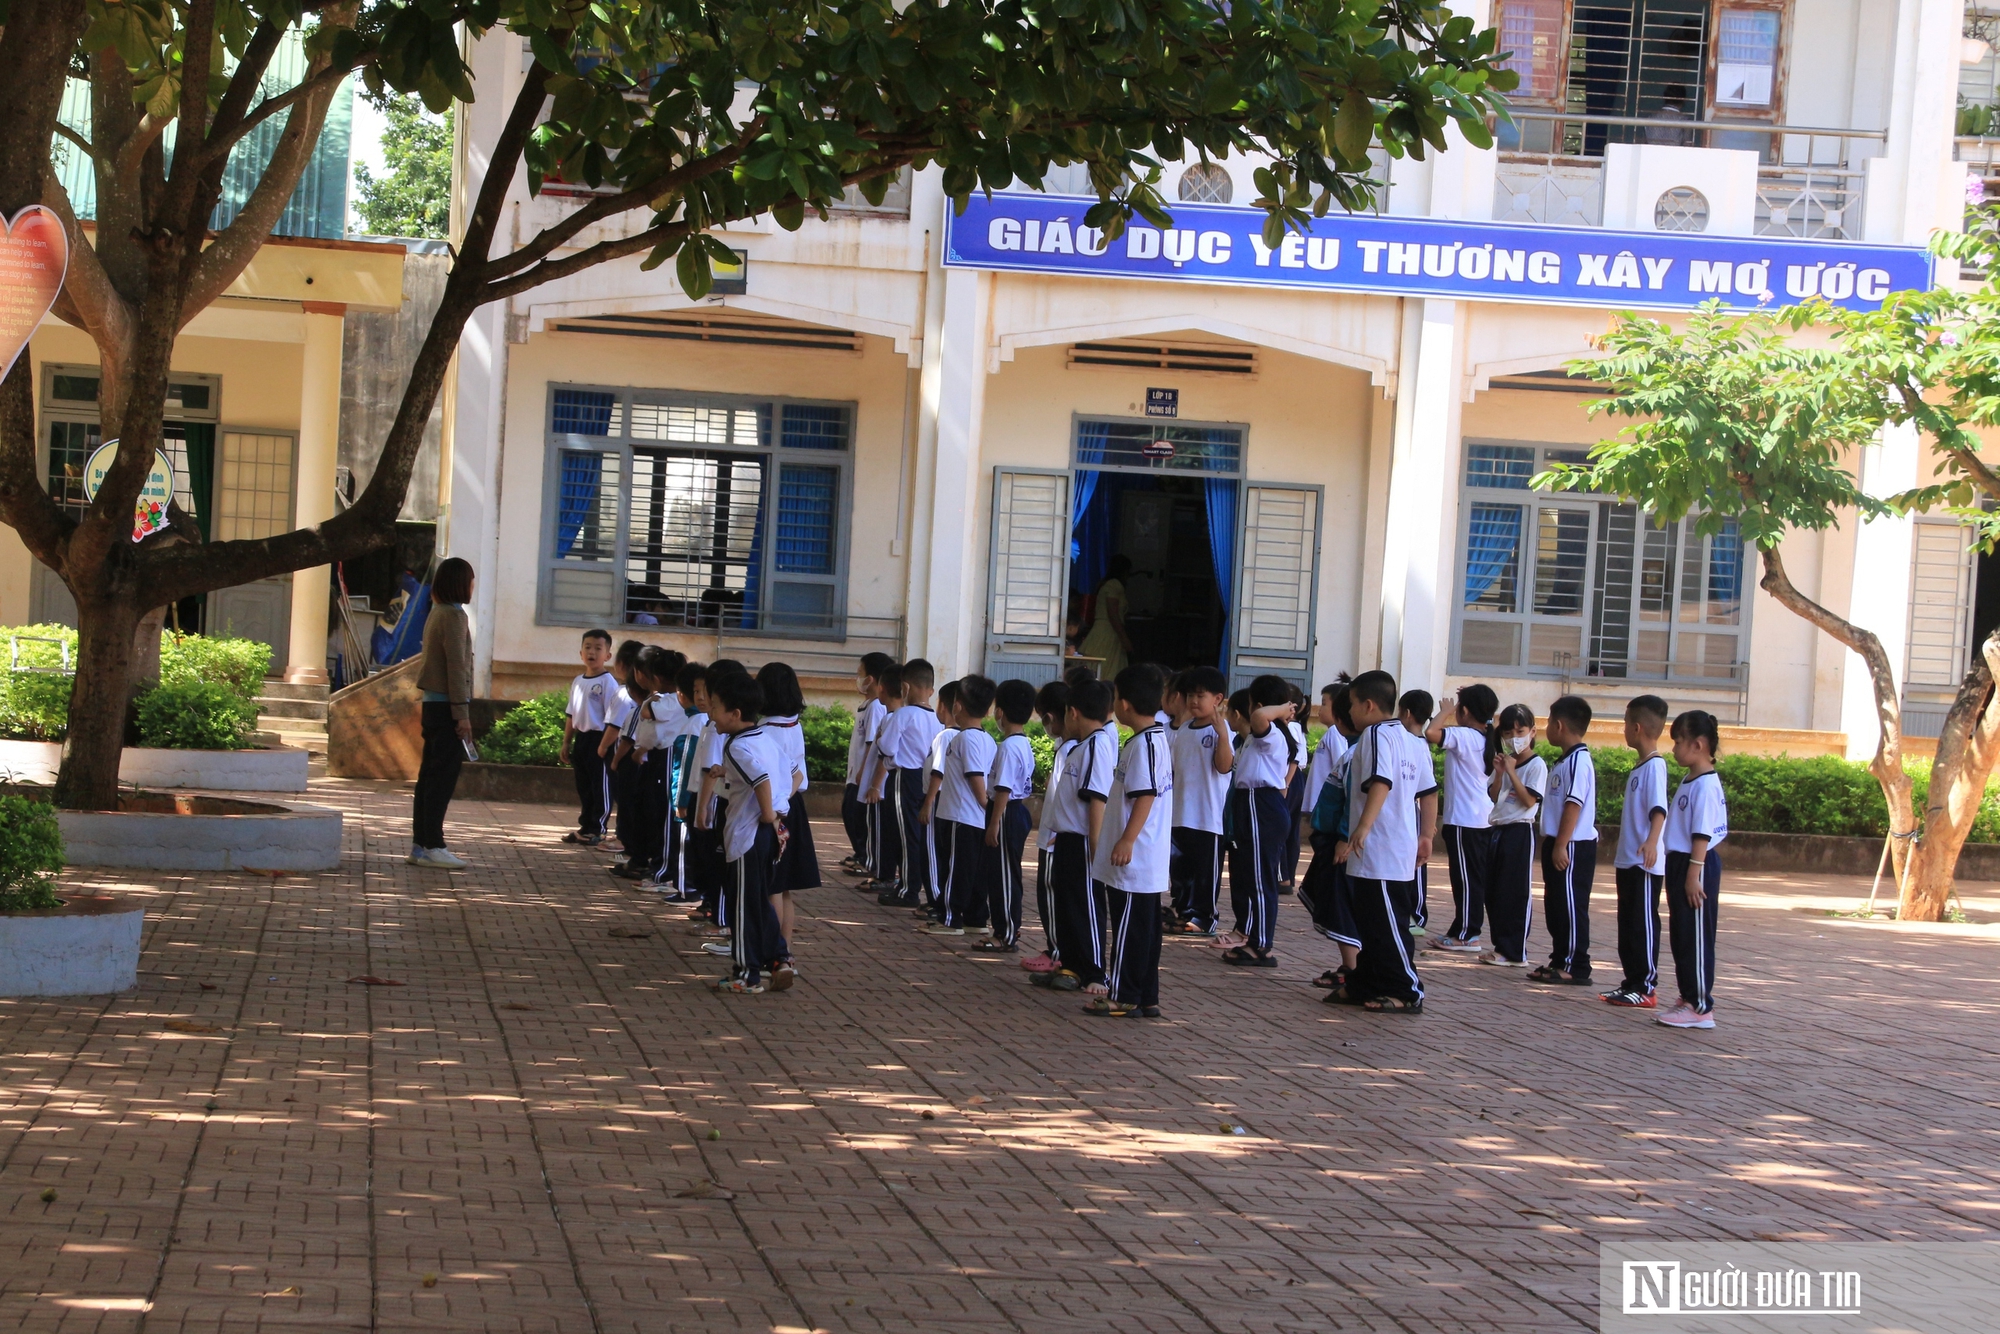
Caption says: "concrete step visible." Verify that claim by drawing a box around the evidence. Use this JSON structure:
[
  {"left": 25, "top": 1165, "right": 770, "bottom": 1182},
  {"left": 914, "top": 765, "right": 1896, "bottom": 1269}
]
[
  {"left": 253, "top": 695, "right": 329, "bottom": 720},
  {"left": 259, "top": 714, "right": 327, "bottom": 735},
  {"left": 257, "top": 727, "right": 328, "bottom": 756},
  {"left": 258, "top": 680, "right": 331, "bottom": 703}
]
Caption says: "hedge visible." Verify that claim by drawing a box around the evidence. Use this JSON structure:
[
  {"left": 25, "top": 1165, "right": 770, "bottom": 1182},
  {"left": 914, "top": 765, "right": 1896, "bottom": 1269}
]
[
  {"left": 1, "top": 625, "right": 273, "bottom": 746},
  {"left": 481, "top": 691, "right": 568, "bottom": 766},
  {"left": 0, "top": 794, "right": 63, "bottom": 912}
]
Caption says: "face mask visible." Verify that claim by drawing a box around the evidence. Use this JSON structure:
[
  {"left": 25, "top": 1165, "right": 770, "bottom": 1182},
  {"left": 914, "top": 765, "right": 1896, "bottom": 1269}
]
[{"left": 1509, "top": 734, "right": 1532, "bottom": 754}]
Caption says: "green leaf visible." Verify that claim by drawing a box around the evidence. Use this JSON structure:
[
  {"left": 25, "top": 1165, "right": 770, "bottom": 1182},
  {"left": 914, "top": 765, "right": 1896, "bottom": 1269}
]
[
  {"left": 1334, "top": 91, "right": 1373, "bottom": 163},
  {"left": 676, "top": 240, "right": 713, "bottom": 298}
]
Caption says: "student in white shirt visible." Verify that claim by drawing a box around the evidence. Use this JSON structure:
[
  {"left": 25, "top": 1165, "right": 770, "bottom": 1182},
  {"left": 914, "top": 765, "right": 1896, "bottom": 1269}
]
[
  {"left": 615, "top": 646, "right": 687, "bottom": 881},
  {"left": 975, "top": 680, "right": 1040, "bottom": 952},
  {"left": 1085, "top": 666, "right": 1174, "bottom": 1017},
  {"left": 1038, "top": 677, "right": 1116, "bottom": 992},
  {"left": 1482, "top": 704, "right": 1546, "bottom": 967},
  {"left": 1334, "top": 670, "right": 1435, "bottom": 1013},
  {"left": 1024, "top": 680, "right": 1074, "bottom": 977},
  {"left": 707, "top": 669, "right": 788, "bottom": 995},
  {"left": 874, "top": 661, "right": 944, "bottom": 909},
  {"left": 1299, "top": 681, "right": 1355, "bottom": 952},
  {"left": 1169, "top": 666, "right": 1234, "bottom": 937},
  {"left": 1423, "top": 684, "right": 1500, "bottom": 952},
  {"left": 756, "top": 661, "right": 816, "bottom": 987},
  {"left": 861, "top": 663, "right": 907, "bottom": 892},
  {"left": 1608, "top": 695, "right": 1671, "bottom": 1007},
  {"left": 918, "top": 680, "right": 962, "bottom": 925},
  {"left": 661, "top": 661, "right": 710, "bottom": 900},
  {"left": 1224, "top": 676, "right": 1301, "bottom": 966},
  {"left": 1660, "top": 710, "right": 1728, "bottom": 1029},
  {"left": 1281, "top": 684, "right": 1311, "bottom": 889},
  {"left": 928, "top": 677, "right": 997, "bottom": 935},
  {"left": 560, "top": 629, "right": 617, "bottom": 843},
  {"left": 1532, "top": 694, "right": 1599, "bottom": 986},
  {"left": 690, "top": 661, "right": 747, "bottom": 928},
  {"left": 842, "top": 652, "right": 894, "bottom": 877},
  {"left": 1396, "top": 689, "right": 1438, "bottom": 933}
]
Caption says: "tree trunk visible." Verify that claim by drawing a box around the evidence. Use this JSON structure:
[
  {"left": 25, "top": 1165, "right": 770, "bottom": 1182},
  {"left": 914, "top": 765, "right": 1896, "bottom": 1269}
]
[
  {"left": 55, "top": 598, "right": 145, "bottom": 810},
  {"left": 1898, "top": 633, "right": 2000, "bottom": 921}
]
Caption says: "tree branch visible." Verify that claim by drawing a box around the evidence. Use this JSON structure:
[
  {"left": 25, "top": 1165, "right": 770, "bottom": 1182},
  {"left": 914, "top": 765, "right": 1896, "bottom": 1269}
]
[
  {"left": 53, "top": 121, "right": 99, "bottom": 162},
  {"left": 457, "top": 60, "right": 553, "bottom": 270},
  {"left": 197, "top": 48, "right": 376, "bottom": 170},
  {"left": 0, "top": 358, "right": 76, "bottom": 578},
  {"left": 113, "top": 113, "right": 170, "bottom": 181},
  {"left": 482, "top": 216, "right": 697, "bottom": 305},
  {"left": 40, "top": 174, "right": 137, "bottom": 421}
]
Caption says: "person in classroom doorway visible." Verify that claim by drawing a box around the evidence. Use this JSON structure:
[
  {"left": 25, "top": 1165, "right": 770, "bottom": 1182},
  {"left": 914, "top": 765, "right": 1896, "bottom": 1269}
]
[{"left": 1072, "top": 474, "right": 1231, "bottom": 676}]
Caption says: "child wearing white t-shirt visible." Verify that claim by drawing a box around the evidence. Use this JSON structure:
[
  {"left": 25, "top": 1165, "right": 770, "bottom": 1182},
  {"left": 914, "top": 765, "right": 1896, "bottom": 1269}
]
[
  {"left": 930, "top": 678, "right": 997, "bottom": 935},
  {"left": 1660, "top": 710, "right": 1729, "bottom": 1029},
  {"left": 1608, "top": 695, "right": 1671, "bottom": 1006},
  {"left": 918, "top": 681, "right": 962, "bottom": 925},
  {"left": 1041, "top": 678, "right": 1117, "bottom": 993},
  {"left": 1336, "top": 670, "right": 1435, "bottom": 1013},
  {"left": 1025, "top": 680, "right": 1073, "bottom": 976},
  {"left": 1423, "top": 684, "right": 1499, "bottom": 952},
  {"left": 707, "top": 670, "right": 788, "bottom": 995},
  {"left": 1086, "top": 667, "right": 1174, "bottom": 1018},
  {"left": 976, "top": 680, "right": 1040, "bottom": 952},
  {"left": 1224, "top": 676, "right": 1300, "bottom": 966},
  {"left": 1533, "top": 695, "right": 1599, "bottom": 987},
  {"left": 1168, "top": 666, "right": 1234, "bottom": 937},
  {"left": 1483, "top": 703, "right": 1546, "bottom": 967}
]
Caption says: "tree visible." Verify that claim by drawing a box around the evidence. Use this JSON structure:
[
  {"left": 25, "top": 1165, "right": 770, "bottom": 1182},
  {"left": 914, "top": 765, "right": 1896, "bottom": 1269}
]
[
  {"left": 0, "top": 0, "right": 1513, "bottom": 811},
  {"left": 353, "top": 91, "right": 451, "bottom": 238},
  {"left": 1540, "top": 271, "right": 2000, "bottom": 923}
]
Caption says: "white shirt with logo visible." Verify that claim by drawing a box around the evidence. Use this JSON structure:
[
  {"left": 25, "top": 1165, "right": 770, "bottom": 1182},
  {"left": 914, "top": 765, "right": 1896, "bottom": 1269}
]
[
  {"left": 1616, "top": 753, "right": 1670, "bottom": 872},
  {"left": 939, "top": 726, "right": 997, "bottom": 826},
  {"left": 567, "top": 672, "right": 618, "bottom": 732},
  {"left": 1542, "top": 745, "right": 1599, "bottom": 840},
  {"left": 1665, "top": 770, "right": 1729, "bottom": 854},
  {"left": 719, "top": 726, "right": 782, "bottom": 861},
  {"left": 1346, "top": 721, "right": 1436, "bottom": 882},
  {"left": 1437, "top": 725, "right": 1494, "bottom": 828},
  {"left": 1091, "top": 726, "right": 1174, "bottom": 892},
  {"left": 1171, "top": 723, "right": 1229, "bottom": 832}
]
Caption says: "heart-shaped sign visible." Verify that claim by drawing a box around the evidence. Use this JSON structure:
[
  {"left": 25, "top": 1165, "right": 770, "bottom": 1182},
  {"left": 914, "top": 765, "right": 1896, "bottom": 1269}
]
[{"left": 0, "top": 206, "right": 69, "bottom": 384}]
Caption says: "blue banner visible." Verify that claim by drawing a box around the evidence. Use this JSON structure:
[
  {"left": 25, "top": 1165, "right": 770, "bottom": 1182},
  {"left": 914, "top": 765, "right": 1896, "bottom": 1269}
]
[{"left": 941, "top": 192, "right": 1933, "bottom": 313}]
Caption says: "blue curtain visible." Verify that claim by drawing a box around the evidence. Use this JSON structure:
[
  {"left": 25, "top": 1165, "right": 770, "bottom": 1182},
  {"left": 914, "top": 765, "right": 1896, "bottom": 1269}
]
[
  {"left": 1464, "top": 503, "right": 1523, "bottom": 604},
  {"left": 1203, "top": 478, "right": 1237, "bottom": 668},
  {"left": 1070, "top": 469, "right": 1100, "bottom": 563},
  {"left": 556, "top": 452, "right": 602, "bottom": 557}
]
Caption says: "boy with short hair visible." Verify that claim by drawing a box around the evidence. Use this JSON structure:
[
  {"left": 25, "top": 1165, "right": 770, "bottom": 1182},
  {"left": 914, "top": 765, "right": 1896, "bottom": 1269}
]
[
  {"left": 561, "top": 629, "right": 618, "bottom": 844},
  {"left": 691, "top": 661, "right": 749, "bottom": 936},
  {"left": 1041, "top": 677, "right": 1116, "bottom": 992},
  {"left": 863, "top": 663, "right": 907, "bottom": 894},
  {"left": 1224, "top": 675, "right": 1301, "bottom": 966},
  {"left": 919, "top": 680, "right": 963, "bottom": 924},
  {"left": 708, "top": 669, "right": 788, "bottom": 995},
  {"left": 1337, "top": 669, "right": 1434, "bottom": 1013},
  {"left": 976, "top": 679, "right": 1039, "bottom": 953},
  {"left": 1025, "top": 679, "right": 1072, "bottom": 974},
  {"left": 842, "top": 652, "right": 894, "bottom": 875},
  {"left": 656, "top": 659, "right": 705, "bottom": 899},
  {"left": 930, "top": 676, "right": 997, "bottom": 935},
  {"left": 1533, "top": 694, "right": 1599, "bottom": 986},
  {"left": 1086, "top": 665, "right": 1175, "bottom": 1017},
  {"left": 1606, "top": 695, "right": 1671, "bottom": 1007},
  {"left": 1169, "top": 666, "right": 1233, "bottom": 938},
  {"left": 875, "top": 660, "right": 943, "bottom": 908},
  {"left": 1397, "top": 689, "right": 1438, "bottom": 932}
]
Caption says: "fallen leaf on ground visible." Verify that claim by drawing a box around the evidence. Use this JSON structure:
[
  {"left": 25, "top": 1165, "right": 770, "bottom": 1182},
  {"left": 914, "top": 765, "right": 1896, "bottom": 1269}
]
[
  {"left": 273, "top": 1286, "right": 302, "bottom": 1296},
  {"left": 920, "top": 1110, "right": 936, "bottom": 1120},
  {"left": 421, "top": 1273, "right": 438, "bottom": 1288},
  {"left": 347, "top": 976, "right": 404, "bottom": 986},
  {"left": 199, "top": 982, "right": 216, "bottom": 991},
  {"left": 674, "top": 1179, "right": 735, "bottom": 1200},
  {"left": 965, "top": 1096, "right": 988, "bottom": 1105},
  {"left": 608, "top": 927, "right": 654, "bottom": 939},
  {"left": 501, "top": 1002, "right": 537, "bottom": 1011},
  {"left": 163, "top": 1020, "right": 223, "bottom": 1034}
]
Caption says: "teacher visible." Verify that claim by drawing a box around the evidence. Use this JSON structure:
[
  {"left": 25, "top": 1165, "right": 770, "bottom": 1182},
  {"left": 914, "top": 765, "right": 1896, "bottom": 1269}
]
[
  {"left": 1079, "top": 554, "right": 1134, "bottom": 681},
  {"left": 410, "top": 557, "right": 475, "bottom": 868}
]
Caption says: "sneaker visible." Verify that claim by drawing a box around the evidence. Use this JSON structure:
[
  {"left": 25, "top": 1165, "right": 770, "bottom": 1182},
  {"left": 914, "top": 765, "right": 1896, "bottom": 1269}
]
[
  {"left": 1601, "top": 988, "right": 1657, "bottom": 1008},
  {"left": 1438, "top": 937, "right": 1484, "bottom": 953},
  {"left": 1479, "top": 951, "right": 1527, "bottom": 967},
  {"left": 713, "top": 977, "right": 766, "bottom": 994},
  {"left": 921, "top": 924, "right": 966, "bottom": 936},
  {"left": 768, "top": 964, "right": 796, "bottom": 992},
  {"left": 406, "top": 845, "right": 429, "bottom": 865},
  {"left": 700, "top": 941, "right": 734, "bottom": 956},
  {"left": 1656, "top": 1006, "right": 1715, "bottom": 1029}
]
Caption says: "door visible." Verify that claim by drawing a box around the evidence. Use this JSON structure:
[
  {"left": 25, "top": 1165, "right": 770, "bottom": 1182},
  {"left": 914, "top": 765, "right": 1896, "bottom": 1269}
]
[
  {"left": 1231, "top": 484, "right": 1321, "bottom": 690},
  {"left": 984, "top": 467, "right": 1071, "bottom": 685},
  {"left": 205, "top": 429, "right": 299, "bottom": 667},
  {"left": 208, "top": 576, "right": 293, "bottom": 665}
]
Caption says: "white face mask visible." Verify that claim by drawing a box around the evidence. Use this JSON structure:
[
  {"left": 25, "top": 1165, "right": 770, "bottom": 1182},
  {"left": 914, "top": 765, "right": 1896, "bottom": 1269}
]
[{"left": 1509, "top": 733, "right": 1532, "bottom": 754}]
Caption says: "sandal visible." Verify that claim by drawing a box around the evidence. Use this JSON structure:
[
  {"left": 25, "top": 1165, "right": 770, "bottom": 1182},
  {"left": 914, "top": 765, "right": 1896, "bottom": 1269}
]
[
  {"left": 1321, "top": 984, "right": 1363, "bottom": 1005},
  {"left": 1310, "top": 968, "right": 1349, "bottom": 990},
  {"left": 562, "top": 831, "right": 600, "bottom": 845},
  {"left": 1082, "top": 997, "right": 1133, "bottom": 1017},
  {"left": 1524, "top": 965, "right": 1562, "bottom": 983},
  {"left": 1135, "top": 1005, "right": 1163, "bottom": 1018},
  {"left": 1362, "top": 996, "right": 1423, "bottom": 1014},
  {"left": 970, "top": 940, "right": 1018, "bottom": 953},
  {"left": 1221, "top": 947, "right": 1276, "bottom": 968}
]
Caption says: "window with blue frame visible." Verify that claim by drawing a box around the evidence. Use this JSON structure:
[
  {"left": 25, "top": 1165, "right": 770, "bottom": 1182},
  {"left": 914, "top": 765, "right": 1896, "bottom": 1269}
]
[
  {"left": 540, "top": 386, "right": 854, "bottom": 633},
  {"left": 1454, "top": 441, "right": 1747, "bottom": 682}
]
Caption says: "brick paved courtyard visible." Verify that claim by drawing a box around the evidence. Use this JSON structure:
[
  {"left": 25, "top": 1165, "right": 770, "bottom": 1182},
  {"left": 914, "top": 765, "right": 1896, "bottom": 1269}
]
[{"left": 4, "top": 780, "right": 1998, "bottom": 1333}]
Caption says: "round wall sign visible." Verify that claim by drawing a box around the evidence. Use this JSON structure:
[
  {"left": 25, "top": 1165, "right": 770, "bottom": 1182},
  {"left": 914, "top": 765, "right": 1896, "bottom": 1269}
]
[{"left": 82, "top": 439, "right": 176, "bottom": 543}]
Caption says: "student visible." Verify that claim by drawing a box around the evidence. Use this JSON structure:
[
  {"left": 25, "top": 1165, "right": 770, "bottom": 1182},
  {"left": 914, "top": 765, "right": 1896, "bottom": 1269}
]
[
  {"left": 1038, "top": 676, "right": 1115, "bottom": 993},
  {"left": 930, "top": 676, "right": 997, "bottom": 935},
  {"left": 1397, "top": 689, "right": 1438, "bottom": 933},
  {"left": 1531, "top": 695, "right": 1599, "bottom": 986},
  {"left": 758, "top": 660, "right": 817, "bottom": 985},
  {"left": 604, "top": 640, "right": 645, "bottom": 862},
  {"left": 708, "top": 669, "right": 788, "bottom": 995},
  {"left": 1083, "top": 665, "right": 1174, "bottom": 1017},
  {"left": 1223, "top": 675, "right": 1300, "bottom": 967},
  {"left": 919, "top": 680, "right": 963, "bottom": 924},
  {"left": 637, "top": 649, "right": 690, "bottom": 889},
  {"left": 1305, "top": 683, "right": 1363, "bottom": 990},
  {"left": 976, "top": 679, "right": 1039, "bottom": 953},
  {"left": 690, "top": 661, "right": 748, "bottom": 938},
  {"left": 874, "top": 660, "right": 943, "bottom": 908},
  {"left": 613, "top": 647, "right": 674, "bottom": 880},
  {"left": 1281, "top": 684, "right": 1311, "bottom": 889},
  {"left": 1659, "top": 710, "right": 1727, "bottom": 1029},
  {"left": 1482, "top": 704, "right": 1544, "bottom": 967},
  {"left": 863, "top": 663, "right": 908, "bottom": 894},
  {"left": 1423, "top": 684, "right": 1499, "bottom": 952},
  {"left": 842, "top": 652, "right": 894, "bottom": 876},
  {"left": 1024, "top": 678, "right": 1072, "bottom": 975},
  {"left": 660, "top": 661, "right": 709, "bottom": 902},
  {"left": 561, "top": 629, "right": 617, "bottom": 845},
  {"left": 1169, "top": 666, "right": 1234, "bottom": 938},
  {"left": 1606, "top": 694, "right": 1671, "bottom": 1007},
  {"left": 1332, "top": 670, "right": 1434, "bottom": 1013}
]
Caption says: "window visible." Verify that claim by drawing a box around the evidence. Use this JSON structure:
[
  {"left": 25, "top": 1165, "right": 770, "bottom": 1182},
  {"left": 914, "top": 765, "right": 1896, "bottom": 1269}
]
[
  {"left": 1178, "top": 162, "right": 1234, "bottom": 204},
  {"left": 538, "top": 385, "right": 855, "bottom": 635},
  {"left": 1714, "top": 6, "right": 1780, "bottom": 108},
  {"left": 1453, "top": 442, "right": 1747, "bottom": 682},
  {"left": 38, "top": 364, "right": 221, "bottom": 521},
  {"left": 1496, "top": 0, "right": 1568, "bottom": 103}
]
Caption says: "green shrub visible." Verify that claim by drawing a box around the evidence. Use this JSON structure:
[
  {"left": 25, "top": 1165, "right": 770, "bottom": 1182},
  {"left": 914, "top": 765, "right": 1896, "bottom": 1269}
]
[
  {"left": 481, "top": 692, "right": 568, "bottom": 766},
  {"left": 802, "top": 705, "right": 853, "bottom": 782},
  {"left": 0, "top": 794, "right": 64, "bottom": 912},
  {"left": 134, "top": 680, "right": 258, "bottom": 751},
  {"left": 159, "top": 632, "right": 270, "bottom": 701},
  {"left": 0, "top": 623, "right": 78, "bottom": 741}
]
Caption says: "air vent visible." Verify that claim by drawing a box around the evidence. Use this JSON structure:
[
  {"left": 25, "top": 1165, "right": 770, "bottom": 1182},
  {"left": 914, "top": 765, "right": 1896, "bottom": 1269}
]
[
  {"left": 1066, "top": 340, "right": 1258, "bottom": 376},
  {"left": 549, "top": 312, "right": 863, "bottom": 354},
  {"left": 1486, "top": 369, "right": 1608, "bottom": 394}
]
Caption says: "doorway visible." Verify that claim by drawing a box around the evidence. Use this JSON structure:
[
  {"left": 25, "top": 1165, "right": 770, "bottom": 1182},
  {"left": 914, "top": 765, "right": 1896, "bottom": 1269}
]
[{"left": 1070, "top": 472, "right": 1233, "bottom": 673}]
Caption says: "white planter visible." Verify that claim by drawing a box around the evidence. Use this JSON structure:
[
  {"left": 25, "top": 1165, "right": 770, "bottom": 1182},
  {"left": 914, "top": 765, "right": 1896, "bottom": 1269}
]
[
  {"left": 58, "top": 796, "right": 342, "bottom": 872},
  {"left": 0, "top": 739, "right": 309, "bottom": 792},
  {"left": 0, "top": 897, "right": 144, "bottom": 996}
]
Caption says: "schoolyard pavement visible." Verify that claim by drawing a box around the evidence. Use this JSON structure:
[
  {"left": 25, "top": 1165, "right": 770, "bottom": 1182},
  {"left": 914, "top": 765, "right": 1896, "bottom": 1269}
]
[{"left": 4, "top": 778, "right": 1998, "bottom": 1333}]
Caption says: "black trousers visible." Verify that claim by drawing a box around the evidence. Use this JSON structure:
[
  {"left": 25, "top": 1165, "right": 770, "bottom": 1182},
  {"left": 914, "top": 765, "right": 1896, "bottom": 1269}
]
[
  {"left": 1227, "top": 788, "right": 1289, "bottom": 954},
  {"left": 1170, "top": 828, "right": 1223, "bottom": 930},
  {"left": 1540, "top": 835, "right": 1598, "bottom": 977},
  {"left": 694, "top": 800, "right": 727, "bottom": 920},
  {"left": 893, "top": 768, "right": 930, "bottom": 901},
  {"left": 931, "top": 817, "right": 960, "bottom": 921},
  {"left": 1486, "top": 823, "right": 1536, "bottom": 963},
  {"left": 1283, "top": 770, "right": 1307, "bottom": 886},
  {"left": 622, "top": 753, "right": 667, "bottom": 869},
  {"left": 983, "top": 801, "right": 1032, "bottom": 946},
  {"left": 1665, "top": 849, "right": 1721, "bottom": 1013},
  {"left": 866, "top": 781, "right": 887, "bottom": 876},
  {"left": 1105, "top": 887, "right": 1163, "bottom": 1007},
  {"left": 1299, "top": 830, "right": 1358, "bottom": 945},
  {"left": 729, "top": 824, "right": 784, "bottom": 984},
  {"left": 412, "top": 702, "right": 465, "bottom": 849},
  {"left": 572, "top": 730, "right": 610, "bottom": 836},
  {"left": 871, "top": 777, "right": 903, "bottom": 885},
  {"left": 1035, "top": 845, "right": 1054, "bottom": 950},
  {"left": 1441, "top": 824, "right": 1494, "bottom": 942},
  {"left": 947, "top": 820, "right": 991, "bottom": 928},
  {"left": 1347, "top": 876, "right": 1423, "bottom": 1005},
  {"left": 842, "top": 782, "right": 868, "bottom": 860},
  {"left": 1049, "top": 832, "right": 1104, "bottom": 984},
  {"left": 1614, "top": 863, "right": 1664, "bottom": 995}
]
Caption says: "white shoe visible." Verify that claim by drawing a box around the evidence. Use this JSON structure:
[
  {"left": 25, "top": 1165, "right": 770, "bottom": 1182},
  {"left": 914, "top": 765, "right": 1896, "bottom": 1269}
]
[
  {"left": 1656, "top": 1005, "right": 1715, "bottom": 1029},
  {"left": 427, "top": 848, "right": 468, "bottom": 869},
  {"left": 407, "top": 846, "right": 429, "bottom": 865},
  {"left": 700, "top": 941, "right": 734, "bottom": 956}
]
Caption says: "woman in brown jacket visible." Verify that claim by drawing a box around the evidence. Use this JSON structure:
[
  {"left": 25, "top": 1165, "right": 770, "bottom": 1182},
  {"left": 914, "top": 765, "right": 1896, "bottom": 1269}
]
[{"left": 410, "top": 557, "right": 476, "bottom": 867}]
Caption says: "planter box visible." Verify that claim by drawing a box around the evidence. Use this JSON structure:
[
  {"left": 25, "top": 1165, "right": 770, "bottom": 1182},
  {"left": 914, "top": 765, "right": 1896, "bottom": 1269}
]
[
  {"left": 455, "top": 762, "right": 576, "bottom": 805},
  {"left": 58, "top": 793, "right": 342, "bottom": 872},
  {"left": 0, "top": 895, "right": 143, "bottom": 996},
  {"left": 0, "top": 739, "right": 309, "bottom": 792}
]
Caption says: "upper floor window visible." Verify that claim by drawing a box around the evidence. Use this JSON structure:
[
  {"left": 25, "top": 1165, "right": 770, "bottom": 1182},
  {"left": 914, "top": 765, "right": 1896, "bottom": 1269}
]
[
  {"left": 539, "top": 385, "right": 856, "bottom": 637},
  {"left": 1178, "top": 162, "right": 1234, "bottom": 204}
]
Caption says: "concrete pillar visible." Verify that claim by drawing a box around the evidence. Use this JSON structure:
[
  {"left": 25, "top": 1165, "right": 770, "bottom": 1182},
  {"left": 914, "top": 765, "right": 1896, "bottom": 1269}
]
[
  {"left": 904, "top": 199, "right": 952, "bottom": 665},
  {"left": 1863, "top": 0, "right": 1965, "bottom": 245},
  {"left": 1839, "top": 424, "right": 1919, "bottom": 759},
  {"left": 1379, "top": 297, "right": 1465, "bottom": 690},
  {"left": 451, "top": 302, "right": 509, "bottom": 696},
  {"left": 920, "top": 267, "right": 991, "bottom": 678},
  {"left": 285, "top": 307, "right": 344, "bottom": 684}
]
